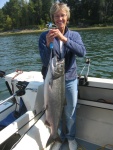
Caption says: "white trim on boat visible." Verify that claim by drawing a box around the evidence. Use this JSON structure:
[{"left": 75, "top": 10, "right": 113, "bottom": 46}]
[
  {"left": 0, "top": 101, "right": 13, "bottom": 113},
  {"left": 0, "top": 110, "right": 42, "bottom": 144},
  {"left": 78, "top": 99, "right": 113, "bottom": 110},
  {"left": 88, "top": 77, "right": 113, "bottom": 89}
]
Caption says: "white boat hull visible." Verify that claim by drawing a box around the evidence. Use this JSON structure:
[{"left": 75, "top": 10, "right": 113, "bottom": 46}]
[{"left": 0, "top": 71, "right": 113, "bottom": 150}]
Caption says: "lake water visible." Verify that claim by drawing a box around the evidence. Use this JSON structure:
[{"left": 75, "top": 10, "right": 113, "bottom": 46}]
[{"left": 0, "top": 28, "right": 113, "bottom": 100}]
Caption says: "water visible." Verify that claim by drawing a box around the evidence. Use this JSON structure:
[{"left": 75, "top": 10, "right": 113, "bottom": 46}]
[
  {"left": 79, "top": 29, "right": 113, "bottom": 79},
  {"left": 0, "top": 28, "right": 113, "bottom": 100}
]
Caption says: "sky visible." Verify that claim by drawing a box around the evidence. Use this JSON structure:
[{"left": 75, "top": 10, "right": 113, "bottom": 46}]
[
  {"left": 0, "top": 0, "right": 9, "bottom": 8},
  {"left": 0, "top": 0, "right": 29, "bottom": 8}
]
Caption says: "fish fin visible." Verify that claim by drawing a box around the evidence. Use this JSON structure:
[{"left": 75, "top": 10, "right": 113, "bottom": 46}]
[
  {"left": 45, "top": 120, "right": 50, "bottom": 127},
  {"left": 46, "top": 134, "right": 62, "bottom": 148},
  {"left": 46, "top": 135, "right": 54, "bottom": 147},
  {"left": 55, "top": 135, "right": 62, "bottom": 143}
]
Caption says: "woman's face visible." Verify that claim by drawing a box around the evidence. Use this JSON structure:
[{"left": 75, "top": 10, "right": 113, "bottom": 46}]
[{"left": 53, "top": 9, "right": 68, "bottom": 30}]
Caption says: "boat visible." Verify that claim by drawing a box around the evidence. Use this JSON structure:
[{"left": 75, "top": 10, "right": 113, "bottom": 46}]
[{"left": 0, "top": 60, "right": 113, "bottom": 150}]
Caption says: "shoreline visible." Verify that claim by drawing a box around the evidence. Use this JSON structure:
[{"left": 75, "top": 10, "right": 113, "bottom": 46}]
[{"left": 0, "top": 26, "right": 113, "bottom": 36}]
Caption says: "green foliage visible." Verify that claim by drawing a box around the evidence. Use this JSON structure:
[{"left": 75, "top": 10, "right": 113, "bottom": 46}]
[
  {"left": 4, "top": 15, "right": 12, "bottom": 30},
  {"left": 0, "top": 0, "right": 113, "bottom": 31},
  {"left": 0, "top": 9, "right": 5, "bottom": 28}
]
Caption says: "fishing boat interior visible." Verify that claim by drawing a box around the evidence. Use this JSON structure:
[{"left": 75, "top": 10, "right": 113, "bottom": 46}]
[{"left": 0, "top": 59, "right": 113, "bottom": 150}]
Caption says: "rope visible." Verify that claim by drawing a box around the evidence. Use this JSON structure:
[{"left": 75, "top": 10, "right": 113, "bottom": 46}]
[
  {"left": 96, "top": 144, "right": 113, "bottom": 150},
  {"left": 77, "top": 143, "right": 113, "bottom": 150},
  {"left": 11, "top": 70, "right": 23, "bottom": 94},
  {"left": 77, "top": 142, "right": 87, "bottom": 150}
]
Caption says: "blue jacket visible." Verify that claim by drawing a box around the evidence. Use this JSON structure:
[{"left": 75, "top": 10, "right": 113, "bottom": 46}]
[{"left": 39, "top": 27, "right": 86, "bottom": 80}]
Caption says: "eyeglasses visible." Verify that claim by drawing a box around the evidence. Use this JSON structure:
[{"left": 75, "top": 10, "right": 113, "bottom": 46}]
[{"left": 54, "top": 14, "right": 67, "bottom": 19}]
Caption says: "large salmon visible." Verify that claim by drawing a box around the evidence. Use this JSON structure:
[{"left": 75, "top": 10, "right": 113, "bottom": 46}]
[{"left": 44, "top": 55, "right": 65, "bottom": 147}]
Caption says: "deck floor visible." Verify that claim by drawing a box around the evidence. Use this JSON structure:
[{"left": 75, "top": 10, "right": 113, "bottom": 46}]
[
  {"left": 52, "top": 138, "right": 111, "bottom": 150},
  {"left": 0, "top": 136, "right": 111, "bottom": 150}
]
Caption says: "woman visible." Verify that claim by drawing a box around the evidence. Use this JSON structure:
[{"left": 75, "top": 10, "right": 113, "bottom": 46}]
[{"left": 39, "top": 2, "right": 86, "bottom": 150}]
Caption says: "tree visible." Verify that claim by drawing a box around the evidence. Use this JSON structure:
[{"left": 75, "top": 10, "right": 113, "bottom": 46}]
[
  {"left": 4, "top": 15, "right": 12, "bottom": 30},
  {"left": 0, "top": 0, "right": 113, "bottom": 31},
  {"left": 98, "top": 0, "right": 113, "bottom": 24},
  {"left": 2, "top": 0, "right": 21, "bottom": 28},
  {"left": 0, "top": 9, "right": 5, "bottom": 29},
  {"left": 41, "top": 0, "right": 52, "bottom": 24}
]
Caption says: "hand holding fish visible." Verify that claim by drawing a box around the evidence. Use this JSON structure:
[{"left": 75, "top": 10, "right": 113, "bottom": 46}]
[{"left": 46, "top": 29, "right": 67, "bottom": 47}]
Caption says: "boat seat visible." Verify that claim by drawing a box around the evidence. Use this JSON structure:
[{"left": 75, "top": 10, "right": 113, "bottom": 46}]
[{"left": 0, "top": 98, "right": 27, "bottom": 130}]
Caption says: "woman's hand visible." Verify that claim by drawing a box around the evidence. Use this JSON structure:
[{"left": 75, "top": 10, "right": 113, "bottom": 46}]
[{"left": 46, "top": 29, "right": 67, "bottom": 47}]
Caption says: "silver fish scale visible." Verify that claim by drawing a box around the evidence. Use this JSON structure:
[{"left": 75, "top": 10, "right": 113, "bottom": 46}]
[{"left": 51, "top": 57, "right": 65, "bottom": 80}]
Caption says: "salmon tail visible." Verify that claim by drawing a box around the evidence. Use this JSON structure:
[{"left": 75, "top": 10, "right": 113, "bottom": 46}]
[
  {"left": 46, "top": 135, "right": 54, "bottom": 148},
  {"left": 46, "top": 134, "right": 62, "bottom": 148}
]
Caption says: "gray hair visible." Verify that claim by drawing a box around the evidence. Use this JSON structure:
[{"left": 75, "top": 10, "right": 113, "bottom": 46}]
[{"left": 50, "top": 2, "right": 70, "bottom": 23}]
